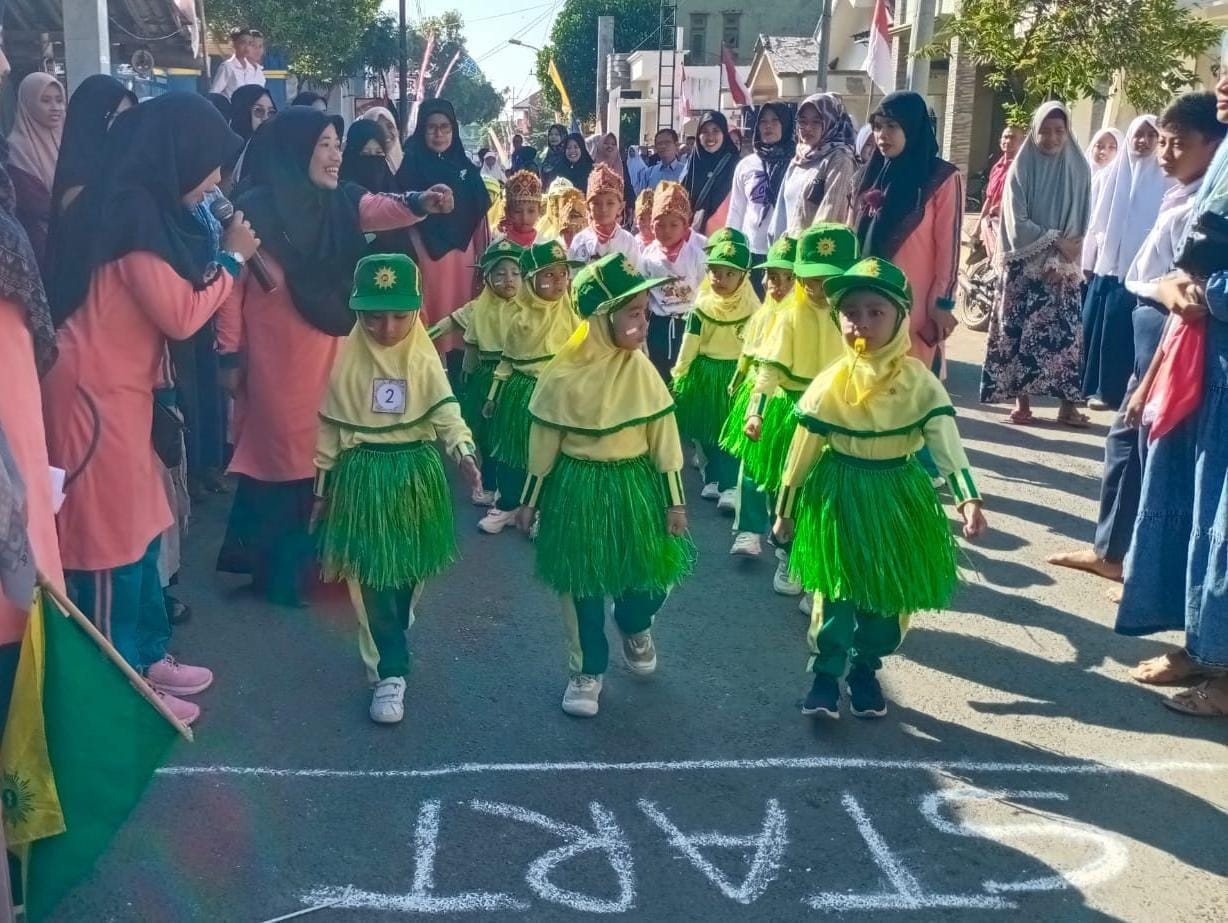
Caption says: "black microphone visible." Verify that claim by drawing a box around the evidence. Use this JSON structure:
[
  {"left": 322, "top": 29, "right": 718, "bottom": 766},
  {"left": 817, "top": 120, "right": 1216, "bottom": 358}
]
[{"left": 209, "top": 195, "right": 276, "bottom": 293}]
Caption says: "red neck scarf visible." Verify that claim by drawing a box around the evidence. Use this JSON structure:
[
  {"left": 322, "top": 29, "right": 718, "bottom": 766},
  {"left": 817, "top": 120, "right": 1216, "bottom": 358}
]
[{"left": 505, "top": 224, "right": 538, "bottom": 247}]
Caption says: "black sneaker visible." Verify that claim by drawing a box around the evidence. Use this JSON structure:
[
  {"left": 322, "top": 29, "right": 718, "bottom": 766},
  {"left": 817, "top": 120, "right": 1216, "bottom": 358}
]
[
  {"left": 846, "top": 667, "right": 887, "bottom": 718},
  {"left": 801, "top": 674, "right": 840, "bottom": 718}
]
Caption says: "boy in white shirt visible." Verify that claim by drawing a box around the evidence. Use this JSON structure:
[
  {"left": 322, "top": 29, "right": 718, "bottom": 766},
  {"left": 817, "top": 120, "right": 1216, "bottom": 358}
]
[
  {"left": 568, "top": 164, "right": 641, "bottom": 266},
  {"left": 211, "top": 28, "right": 266, "bottom": 98}
]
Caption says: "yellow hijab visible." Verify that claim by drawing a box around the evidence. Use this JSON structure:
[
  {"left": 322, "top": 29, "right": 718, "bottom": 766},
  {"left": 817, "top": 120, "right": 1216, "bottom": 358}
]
[
  {"left": 320, "top": 315, "right": 455, "bottom": 431},
  {"left": 795, "top": 313, "right": 953, "bottom": 437},
  {"left": 693, "top": 274, "right": 760, "bottom": 326},
  {"left": 501, "top": 284, "right": 578, "bottom": 363},
  {"left": 463, "top": 282, "right": 515, "bottom": 352},
  {"left": 529, "top": 310, "right": 674, "bottom": 435},
  {"left": 754, "top": 283, "right": 844, "bottom": 385}
]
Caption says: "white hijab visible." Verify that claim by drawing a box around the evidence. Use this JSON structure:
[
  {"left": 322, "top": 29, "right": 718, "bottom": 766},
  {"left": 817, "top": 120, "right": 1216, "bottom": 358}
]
[
  {"left": 480, "top": 154, "right": 506, "bottom": 184},
  {"left": 1085, "top": 128, "right": 1123, "bottom": 177},
  {"left": 1087, "top": 115, "right": 1172, "bottom": 278}
]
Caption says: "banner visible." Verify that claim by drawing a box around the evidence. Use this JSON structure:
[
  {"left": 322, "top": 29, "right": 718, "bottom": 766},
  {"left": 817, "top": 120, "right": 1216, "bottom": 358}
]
[
  {"left": 865, "top": 0, "right": 896, "bottom": 94},
  {"left": 548, "top": 57, "right": 573, "bottom": 116}
]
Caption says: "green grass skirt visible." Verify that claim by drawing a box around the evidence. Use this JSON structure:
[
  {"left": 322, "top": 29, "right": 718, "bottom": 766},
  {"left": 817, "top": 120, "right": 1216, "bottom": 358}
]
[
  {"left": 491, "top": 369, "right": 535, "bottom": 470},
  {"left": 536, "top": 454, "right": 696, "bottom": 598},
  {"left": 718, "top": 377, "right": 754, "bottom": 460},
  {"left": 319, "top": 442, "right": 458, "bottom": 590},
  {"left": 721, "top": 387, "right": 801, "bottom": 493},
  {"left": 791, "top": 450, "right": 958, "bottom": 615},
  {"left": 460, "top": 358, "right": 497, "bottom": 456},
  {"left": 674, "top": 355, "right": 738, "bottom": 447}
]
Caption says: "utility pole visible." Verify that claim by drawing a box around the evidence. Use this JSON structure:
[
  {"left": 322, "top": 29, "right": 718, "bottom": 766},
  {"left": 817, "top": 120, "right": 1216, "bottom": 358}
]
[
  {"left": 907, "top": 0, "right": 936, "bottom": 94},
  {"left": 816, "top": 0, "right": 832, "bottom": 92},
  {"left": 63, "top": 0, "right": 109, "bottom": 91},
  {"left": 398, "top": 0, "right": 409, "bottom": 137},
  {"left": 596, "top": 16, "right": 615, "bottom": 134}
]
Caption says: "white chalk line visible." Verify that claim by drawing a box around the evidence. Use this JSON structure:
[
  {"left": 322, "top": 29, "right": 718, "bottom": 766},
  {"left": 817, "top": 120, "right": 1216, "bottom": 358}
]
[{"left": 156, "top": 756, "right": 1228, "bottom": 780}]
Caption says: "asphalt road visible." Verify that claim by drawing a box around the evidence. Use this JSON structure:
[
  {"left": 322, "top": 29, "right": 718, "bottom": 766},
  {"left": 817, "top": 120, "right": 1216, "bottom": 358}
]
[{"left": 51, "top": 328, "right": 1228, "bottom": 922}]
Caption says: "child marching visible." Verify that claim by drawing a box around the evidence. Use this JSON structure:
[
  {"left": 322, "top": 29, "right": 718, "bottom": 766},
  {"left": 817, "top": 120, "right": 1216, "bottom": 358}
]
[
  {"left": 313, "top": 254, "right": 481, "bottom": 725},
  {"left": 480, "top": 241, "right": 581, "bottom": 534},
  {"left": 773, "top": 258, "right": 987, "bottom": 719},
  {"left": 494, "top": 170, "right": 548, "bottom": 248},
  {"left": 569, "top": 163, "right": 641, "bottom": 265},
  {"left": 517, "top": 253, "right": 695, "bottom": 717}
]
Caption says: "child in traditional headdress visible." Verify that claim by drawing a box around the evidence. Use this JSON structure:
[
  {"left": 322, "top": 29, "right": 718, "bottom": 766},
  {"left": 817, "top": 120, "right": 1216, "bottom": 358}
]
[
  {"left": 515, "top": 253, "right": 695, "bottom": 717},
  {"left": 479, "top": 241, "right": 581, "bottom": 534},
  {"left": 428, "top": 240, "right": 524, "bottom": 505},
  {"left": 537, "top": 177, "right": 577, "bottom": 241},
  {"left": 773, "top": 258, "right": 987, "bottom": 720},
  {"left": 494, "top": 170, "right": 546, "bottom": 248},
  {"left": 634, "top": 188, "right": 655, "bottom": 248},
  {"left": 672, "top": 236, "right": 760, "bottom": 509},
  {"left": 638, "top": 181, "right": 708, "bottom": 379},
  {"left": 559, "top": 188, "right": 589, "bottom": 250},
  {"left": 719, "top": 233, "right": 796, "bottom": 560},
  {"left": 569, "top": 163, "right": 640, "bottom": 265},
  {"left": 313, "top": 254, "right": 481, "bottom": 725}
]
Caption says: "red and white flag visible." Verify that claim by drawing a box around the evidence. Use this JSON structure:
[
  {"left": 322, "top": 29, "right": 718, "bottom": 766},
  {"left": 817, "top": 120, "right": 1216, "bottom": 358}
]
[
  {"left": 678, "top": 63, "right": 693, "bottom": 119},
  {"left": 865, "top": 0, "right": 895, "bottom": 94},
  {"left": 720, "top": 44, "right": 750, "bottom": 107}
]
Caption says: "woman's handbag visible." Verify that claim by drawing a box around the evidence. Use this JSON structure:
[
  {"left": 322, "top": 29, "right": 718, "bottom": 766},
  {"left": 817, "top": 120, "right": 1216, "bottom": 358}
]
[{"left": 151, "top": 401, "right": 185, "bottom": 469}]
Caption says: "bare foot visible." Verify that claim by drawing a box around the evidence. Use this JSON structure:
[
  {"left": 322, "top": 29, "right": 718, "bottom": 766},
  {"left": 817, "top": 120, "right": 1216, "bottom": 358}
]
[
  {"left": 1105, "top": 585, "right": 1122, "bottom": 604},
  {"left": 1047, "top": 548, "right": 1123, "bottom": 581},
  {"left": 1130, "top": 649, "right": 1212, "bottom": 685}
]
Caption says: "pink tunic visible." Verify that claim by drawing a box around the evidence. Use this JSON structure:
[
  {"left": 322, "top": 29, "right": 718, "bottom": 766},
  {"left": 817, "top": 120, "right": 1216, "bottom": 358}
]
[
  {"left": 0, "top": 299, "right": 64, "bottom": 644},
  {"left": 889, "top": 171, "right": 964, "bottom": 367},
  {"left": 221, "top": 195, "right": 422, "bottom": 483},
  {"left": 702, "top": 197, "right": 731, "bottom": 238},
  {"left": 42, "top": 253, "right": 234, "bottom": 572},
  {"left": 409, "top": 220, "right": 488, "bottom": 353}
]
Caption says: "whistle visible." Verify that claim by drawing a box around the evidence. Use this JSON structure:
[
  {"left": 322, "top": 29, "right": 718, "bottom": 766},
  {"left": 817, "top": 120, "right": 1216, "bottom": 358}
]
[{"left": 853, "top": 336, "right": 867, "bottom": 355}]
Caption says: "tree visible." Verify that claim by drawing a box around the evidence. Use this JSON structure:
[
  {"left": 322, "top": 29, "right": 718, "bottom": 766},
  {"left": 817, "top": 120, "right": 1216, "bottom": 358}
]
[
  {"left": 930, "top": 0, "right": 1221, "bottom": 125},
  {"left": 535, "top": 0, "right": 660, "bottom": 124}
]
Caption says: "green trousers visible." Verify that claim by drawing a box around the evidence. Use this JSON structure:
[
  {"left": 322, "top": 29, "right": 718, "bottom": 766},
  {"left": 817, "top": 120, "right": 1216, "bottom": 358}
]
[
  {"left": 806, "top": 597, "right": 907, "bottom": 678},
  {"left": 733, "top": 463, "right": 771, "bottom": 534},
  {"left": 353, "top": 583, "right": 418, "bottom": 679},
  {"left": 495, "top": 462, "right": 527, "bottom": 512},
  {"left": 701, "top": 444, "right": 739, "bottom": 491},
  {"left": 562, "top": 592, "right": 665, "bottom": 675}
]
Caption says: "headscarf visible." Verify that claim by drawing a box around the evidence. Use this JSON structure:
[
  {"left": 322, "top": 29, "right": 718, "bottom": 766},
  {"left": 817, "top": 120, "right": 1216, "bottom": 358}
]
[
  {"left": 1087, "top": 115, "right": 1170, "bottom": 278},
  {"left": 236, "top": 107, "right": 368, "bottom": 336},
  {"left": 1000, "top": 101, "right": 1091, "bottom": 258},
  {"left": 854, "top": 124, "right": 873, "bottom": 163},
  {"left": 681, "top": 111, "right": 739, "bottom": 220},
  {"left": 982, "top": 149, "right": 1015, "bottom": 216},
  {"left": 340, "top": 119, "right": 398, "bottom": 193},
  {"left": 510, "top": 145, "right": 540, "bottom": 173},
  {"left": 502, "top": 282, "right": 578, "bottom": 365},
  {"left": 205, "top": 92, "right": 232, "bottom": 121},
  {"left": 794, "top": 93, "right": 856, "bottom": 167},
  {"left": 229, "top": 84, "right": 274, "bottom": 141},
  {"left": 752, "top": 283, "right": 842, "bottom": 383},
  {"left": 529, "top": 305, "right": 673, "bottom": 435},
  {"left": 1085, "top": 127, "right": 1124, "bottom": 177},
  {"left": 0, "top": 138, "right": 55, "bottom": 371},
  {"left": 481, "top": 152, "right": 507, "bottom": 184},
  {"left": 396, "top": 98, "right": 491, "bottom": 260},
  {"left": 541, "top": 123, "right": 569, "bottom": 181},
  {"left": 692, "top": 271, "right": 759, "bottom": 327},
  {"left": 320, "top": 314, "right": 456, "bottom": 433},
  {"left": 7, "top": 73, "right": 62, "bottom": 191},
  {"left": 554, "top": 132, "right": 594, "bottom": 189},
  {"left": 855, "top": 91, "right": 956, "bottom": 259},
  {"left": 750, "top": 102, "right": 795, "bottom": 216},
  {"left": 360, "top": 106, "right": 403, "bottom": 173},
  {"left": 465, "top": 262, "right": 520, "bottom": 354},
  {"left": 48, "top": 74, "right": 136, "bottom": 212},
  {"left": 587, "top": 132, "right": 620, "bottom": 171},
  {"left": 50, "top": 93, "right": 243, "bottom": 326}
]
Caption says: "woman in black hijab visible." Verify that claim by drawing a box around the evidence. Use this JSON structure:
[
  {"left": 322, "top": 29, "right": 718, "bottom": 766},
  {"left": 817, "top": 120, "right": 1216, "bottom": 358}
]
[
  {"left": 681, "top": 110, "right": 739, "bottom": 235},
  {"left": 340, "top": 118, "right": 410, "bottom": 253},
  {"left": 554, "top": 131, "right": 594, "bottom": 190},
  {"left": 205, "top": 92, "right": 232, "bottom": 121},
  {"left": 540, "top": 122, "right": 568, "bottom": 185},
  {"left": 229, "top": 84, "right": 276, "bottom": 141}
]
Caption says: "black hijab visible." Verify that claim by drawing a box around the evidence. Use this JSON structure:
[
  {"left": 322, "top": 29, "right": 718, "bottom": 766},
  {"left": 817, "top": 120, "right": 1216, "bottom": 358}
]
[
  {"left": 855, "top": 90, "right": 956, "bottom": 259},
  {"left": 49, "top": 74, "right": 137, "bottom": 213},
  {"left": 541, "top": 123, "right": 568, "bottom": 180},
  {"left": 50, "top": 93, "right": 243, "bottom": 326},
  {"left": 205, "top": 92, "right": 232, "bottom": 121},
  {"left": 230, "top": 84, "right": 274, "bottom": 141},
  {"left": 555, "top": 132, "right": 594, "bottom": 189},
  {"left": 751, "top": 101, "right": 795, "bottom": 216},
  {"left": 395, "top": 98, "right": 490, "bottom": 261},
  {"left": 681, "top": 111, "right": 740, "bottom": 219},
  {"left": 340, "top": 119, "right": 397, "bottom": 193},
  {"left": 236, "top": 107, "right": 369, "bottom": 336},
  {"left": 510, "top": 145, "right": 540, "bottom": 174}
]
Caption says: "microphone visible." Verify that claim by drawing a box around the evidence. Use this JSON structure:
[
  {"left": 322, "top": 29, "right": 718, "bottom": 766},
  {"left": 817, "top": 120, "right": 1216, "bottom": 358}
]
[{"left": 209, "top": 195, "right": 276, "bottom": 293}]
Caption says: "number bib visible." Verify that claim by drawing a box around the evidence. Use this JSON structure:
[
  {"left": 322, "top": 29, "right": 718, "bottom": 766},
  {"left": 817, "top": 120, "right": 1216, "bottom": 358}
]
[{"left": 371, "top": 379, "right": 408, "bottom": 414}]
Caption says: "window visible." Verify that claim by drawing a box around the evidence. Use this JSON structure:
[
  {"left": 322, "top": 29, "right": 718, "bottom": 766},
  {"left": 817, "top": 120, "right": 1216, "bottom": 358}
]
[
  {"left": 689, "top": 13, "right": 708, "bottom": 60},
  {"left": 722, "top": 11, "right": 742, "bottom": 54}
]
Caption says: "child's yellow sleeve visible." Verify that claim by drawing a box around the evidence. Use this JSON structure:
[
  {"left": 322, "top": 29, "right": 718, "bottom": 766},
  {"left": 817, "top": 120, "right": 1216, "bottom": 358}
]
[
  {"left": 776, "top": 425, "right": 826, "bottom": 518},
  {"left": 488, "top": 357, "right": 514, "bottom": 401},
  {"left": 430, "top": 400, "right": 476, "bottom": 462},
  {"left": 313, "top": 419, "right": 341, "bottom": 498},
  {"left": 671, "top": 315, "right": 702, "bottom": 381},
  {"left": 647, "top": 414, "right": 686, "bottom": 506},
  {"left": 426, "top": 315, "right": 457, "bottom": 341},
  {"left": 520, "top": 424, "right": 564, "bottom": 508},
  {"left": 749, "top": 362, "right": 783, "bottom": 419},
  {"left": 922, "top": 413, "right": 982, "bottom": 510}
]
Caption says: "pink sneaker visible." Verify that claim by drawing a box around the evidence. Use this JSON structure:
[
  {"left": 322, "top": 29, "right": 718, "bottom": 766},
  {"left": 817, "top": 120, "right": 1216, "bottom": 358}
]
[
  {"left": 146, "top": 656, "right": 214, "bottom": 697},
  {"left": 158, "top": 691, "right": 200, "bottom": 726}
]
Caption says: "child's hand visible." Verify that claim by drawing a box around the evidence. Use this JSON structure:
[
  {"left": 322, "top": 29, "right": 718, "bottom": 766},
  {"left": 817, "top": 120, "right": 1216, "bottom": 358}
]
[
  {"left": 744, "top": 415, "right": 763, "bottom": 441},
  {"left": 459, "top": 455, "right": 482, "bottom": 493},
  {"left": 666, "top": 506, "right": 688, "bottom": 536},
  {"left": 961, "top": 502, "right": 988, "bottom": 540},
  {"left": 514, "top": 506, "right": 535, "bottom": 534},
  {"left": 482, "top": 400, "right": 496, "bottom": 419},
  {"left": 1123, "top": 388, "right": 1147, "bottom": 429},
  {"left": 772, "top": 516, "right": 795, "bottom": 545},
  {"left": 308, "top": 497, "right": 327, "bottom": 534}
]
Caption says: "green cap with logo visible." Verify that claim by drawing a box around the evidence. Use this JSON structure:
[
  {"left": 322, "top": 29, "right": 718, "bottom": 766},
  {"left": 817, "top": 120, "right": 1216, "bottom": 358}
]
[
  {"left": 703, "top": 226, "right": 748, "bottom": 253},
  {"left": 572, "top": 253, "right": 667, "bottom": 319},
  {"left": 705, "top": 237, "right": 753, "bottom": 272},
  {"left": 478, "top": 239, "right": 525, "bottom": 276},
  {"left": 350, "top": 252, "right": 421, "bottom": 313},
  {"left": 520, "top": 240, "right": 583, "bottom": 279},
  {"left": 823, "top": 257, "right": 913, "bottom": 314},
  {"left": 755, "top": 235, "right": 799, "bottom": 271},
  {"left": 794, "top": 223, "right": 859, "bottom": 279}
]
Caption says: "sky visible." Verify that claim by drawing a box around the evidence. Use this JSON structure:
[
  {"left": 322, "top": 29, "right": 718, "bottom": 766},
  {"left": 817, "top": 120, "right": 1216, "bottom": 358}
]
[{"left": 379, "top": 0, "right": 558, "bottom": 111}]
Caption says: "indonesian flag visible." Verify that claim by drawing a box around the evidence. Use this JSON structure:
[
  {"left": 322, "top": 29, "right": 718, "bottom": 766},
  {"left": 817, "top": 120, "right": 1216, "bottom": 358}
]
[
  {"left": 720, "top": 44, "right": 750, "bottom": 107},
  {"left": 679, "top": 64, "right": 693, "bottom": 119},
  {"left": 865, "top": 0, "right": 895, "bottom": 94}
]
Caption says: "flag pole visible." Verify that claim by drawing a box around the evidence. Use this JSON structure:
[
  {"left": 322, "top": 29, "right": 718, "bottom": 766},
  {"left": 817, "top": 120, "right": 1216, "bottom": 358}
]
[{"left": 36, "top": 577, "right": 194, "bottom": 742}]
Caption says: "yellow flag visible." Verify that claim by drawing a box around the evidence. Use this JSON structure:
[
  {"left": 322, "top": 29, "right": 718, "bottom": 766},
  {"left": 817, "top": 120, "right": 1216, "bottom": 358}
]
[
  {"left": 1, "top": 590, "right": 65, "bottom": 847},
  {"left": 548, "top": 58, "right": 573, "bottom": 115}
]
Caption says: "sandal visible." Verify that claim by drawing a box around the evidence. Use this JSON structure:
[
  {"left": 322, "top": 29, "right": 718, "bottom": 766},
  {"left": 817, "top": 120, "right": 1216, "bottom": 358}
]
[
  {"left": 1056, "top": 408, "right": 1091, "bottom": 428},
  {"left": 1006, "top": 408, "right": 1036, "bottom": 425},
  {"left": 1162, "top": 677, "right": 1228, "bottom": 717},
  {"left": 1131, "top": 650, "right": 1214, "bottom": 685}
]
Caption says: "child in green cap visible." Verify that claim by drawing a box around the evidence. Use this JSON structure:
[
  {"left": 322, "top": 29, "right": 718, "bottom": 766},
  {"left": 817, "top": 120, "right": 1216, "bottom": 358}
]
[
  {"left": 773, "top": 257, "right": 988, "bottom": 721},
  {"left": 313, "top": 253, "right": 482, "bottom": 725}
]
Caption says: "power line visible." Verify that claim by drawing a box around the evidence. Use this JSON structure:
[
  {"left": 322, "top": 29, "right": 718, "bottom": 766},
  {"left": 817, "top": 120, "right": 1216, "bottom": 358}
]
[{"left": 468, "top": 3, "right": 556, "bottom": 24}]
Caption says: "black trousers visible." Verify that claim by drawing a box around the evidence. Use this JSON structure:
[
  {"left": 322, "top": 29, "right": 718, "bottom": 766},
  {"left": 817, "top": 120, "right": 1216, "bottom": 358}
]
[
  {"left": 361, "top": 584, "right": 416, "bottom": 679},
  {"left": 647, "top": 313, "right": 685, "bottom": 381}
]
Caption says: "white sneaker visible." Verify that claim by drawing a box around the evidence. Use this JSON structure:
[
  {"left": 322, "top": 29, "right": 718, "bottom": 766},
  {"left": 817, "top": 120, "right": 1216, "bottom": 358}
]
[
  {"left": 773, "top": 548, "right": 802, "bottom": 596},
  {"left": 799, "top": 593, "right": 814, "bottom": 616},
  {"left": 369, "top": 677, "right": 407, "bottom": 724},
  {"left": 529, "top": 511, "right": 540, "bottom": 541},
  {"left": 478, "top": 507, "right": 516, "bottom": 534},
  {"left": 930, "top": 475, "right": 946, "bottom": 490},
  {"left": 730, "top": 531, "right": 762, "bottom": 557},
  {"left": 561, "top": 674, "right": 603, "bottom": 717},
  {"left": 692, "top": 445, "right": 707, "bottom": 471},
  {"left": 471, "top": 487, "right": 498, "bottom": 507},
  {"left": 700, "top": 482, "right": 720, "bottom": 501},
  {"left": 622, "top": 630, "right": 658, "bottom": 675},
  {"left": 717, "top": 488, "right": 738, "bottom": 512}
]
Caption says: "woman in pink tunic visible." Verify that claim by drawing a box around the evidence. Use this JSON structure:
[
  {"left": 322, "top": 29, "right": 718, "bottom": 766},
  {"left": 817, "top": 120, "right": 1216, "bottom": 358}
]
[
  {"left": 40, "top": 94, "right": 255, "bottom": 726},
  {"left": 218, "top": 107, "right": 445, "bottom": 607},
  {"left": 854, "top": 91, "right": 963, "bottom": 370}
]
